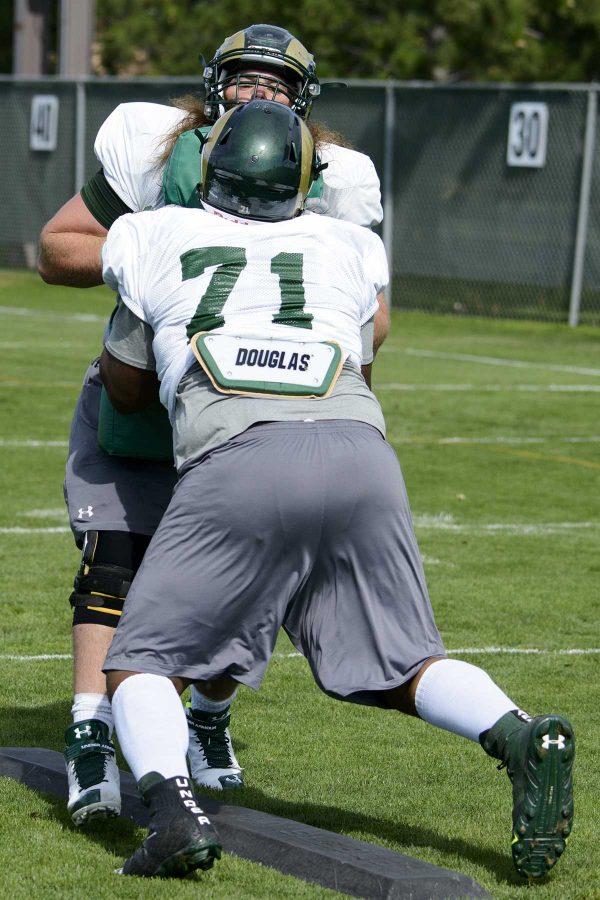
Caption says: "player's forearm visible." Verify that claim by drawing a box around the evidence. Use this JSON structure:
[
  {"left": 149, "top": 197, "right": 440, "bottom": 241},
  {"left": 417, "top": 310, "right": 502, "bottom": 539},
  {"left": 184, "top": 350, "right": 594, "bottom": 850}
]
[
  {"left": 38, "top": 231, "right": 105, "bottom": 287},
  {"left": 373, "top": 291, "right": 391, "bottom": 354},
  {"left": 99, "top": 347, "right": 160, "bottom": 414}
]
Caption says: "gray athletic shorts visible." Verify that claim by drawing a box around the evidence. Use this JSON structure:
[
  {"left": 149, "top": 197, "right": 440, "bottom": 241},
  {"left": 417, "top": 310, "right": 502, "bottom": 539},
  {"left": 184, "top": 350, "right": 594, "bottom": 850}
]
[
  {"left": 105, "top": 420, "right": 445, "bottom": 706},
  {"left": 63, "top": 361, "right": 177, "bottom": 545}
]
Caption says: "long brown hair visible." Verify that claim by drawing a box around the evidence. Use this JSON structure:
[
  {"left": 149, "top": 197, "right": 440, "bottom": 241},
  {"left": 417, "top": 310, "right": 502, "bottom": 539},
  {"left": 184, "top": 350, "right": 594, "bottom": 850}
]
[{"left": 156, "top": 93, "right": 353, "bottom": 165}]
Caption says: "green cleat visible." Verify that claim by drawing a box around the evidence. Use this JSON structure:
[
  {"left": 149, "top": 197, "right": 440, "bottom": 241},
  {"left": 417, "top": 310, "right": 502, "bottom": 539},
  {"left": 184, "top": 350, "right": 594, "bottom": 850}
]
[
  {"left": 65, "top": 719, "right": 121, "bottom": 825},
  {"left": 482, "top": 711, "right": 574, "bottom": 879},
  {"left": 187, "top": 706, "right": 243, "bottom": 791}
]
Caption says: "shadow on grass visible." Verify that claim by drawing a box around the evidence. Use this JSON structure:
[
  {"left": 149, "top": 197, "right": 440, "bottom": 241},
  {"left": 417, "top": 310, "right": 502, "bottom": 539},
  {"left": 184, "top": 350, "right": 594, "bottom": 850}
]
[
  {"left": 0, "top": 700, "right": 71, "bottom": 751},
  {"left": 1, "top": 701, "right": 520, "bottom": 888},
  {"left": 213, "top": 785, "right": 521, "bottom": 888},
  {"left": 0, "top": 700, "right": 142, "bottom": 867},
  {"left": 45, "top": 791, "right": 142, "bottom": 857},
  {"left": 0, "top": 700, "right": 247, "bottom": 754}
]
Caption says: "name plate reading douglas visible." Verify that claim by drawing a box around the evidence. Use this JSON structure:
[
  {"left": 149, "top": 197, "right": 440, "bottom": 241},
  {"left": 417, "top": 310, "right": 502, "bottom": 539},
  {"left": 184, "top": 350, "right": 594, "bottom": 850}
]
[{"left": 191, "top": 333, "right": 344, "bottom": 398}]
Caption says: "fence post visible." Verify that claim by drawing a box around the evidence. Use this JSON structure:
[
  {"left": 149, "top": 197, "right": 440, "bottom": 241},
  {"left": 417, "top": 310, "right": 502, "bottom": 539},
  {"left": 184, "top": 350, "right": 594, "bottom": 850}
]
[
  {"left": 74, "top": 80, "right": 86, "bottom": 193},
  {"left": 383, "top": 84, "right": 395, "bottom": 307},
  {"left": 569, "top": 87, "right": 597, "bottom": 327}
]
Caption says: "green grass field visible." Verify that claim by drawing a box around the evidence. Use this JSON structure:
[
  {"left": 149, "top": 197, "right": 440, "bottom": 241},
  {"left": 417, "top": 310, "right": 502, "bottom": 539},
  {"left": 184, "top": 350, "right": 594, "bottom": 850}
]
[{"left": 0, "top": 269, "right": 599, "bottom": 898}]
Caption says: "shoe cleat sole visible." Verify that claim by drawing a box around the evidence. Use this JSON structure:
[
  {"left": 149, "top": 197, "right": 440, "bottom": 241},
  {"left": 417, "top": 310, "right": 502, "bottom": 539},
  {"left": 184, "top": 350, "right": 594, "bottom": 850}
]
[
  {"left": 71, "top": 801, "right": 121, "bottom": 827},
  {"left": 512, "top": 715, "right": 574, "bottom": 879},
  {"left": 155, "top": 840, "right": 222, "bottom": 877},
  {"left": 69, "top": 789, "right": 121, "bottom": 826},
  {"left": 116, "top": 845, "right": 221, "bottom": 878},
  {"left": 191, "top": 769, "right": 244, "bottom": 791},
  {"left": 218, "top": 772, "right": 244, "bottom": 790}
]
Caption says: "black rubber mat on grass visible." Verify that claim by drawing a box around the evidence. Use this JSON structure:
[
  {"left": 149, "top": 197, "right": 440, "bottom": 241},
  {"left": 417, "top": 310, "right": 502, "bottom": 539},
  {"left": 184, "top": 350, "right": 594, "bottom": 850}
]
[{"left": 0, "top": 746, "right": 490, "bottom": 898}]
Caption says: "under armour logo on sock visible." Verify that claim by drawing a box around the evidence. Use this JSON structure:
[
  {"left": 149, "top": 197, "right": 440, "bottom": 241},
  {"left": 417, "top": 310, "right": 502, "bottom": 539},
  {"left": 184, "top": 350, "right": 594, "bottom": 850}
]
[
  {"left": 74, "top": 725, "right": 93, "bottom": 739},
  {"left": 542, "top": 734, "right": 566, "bottom": 750}
]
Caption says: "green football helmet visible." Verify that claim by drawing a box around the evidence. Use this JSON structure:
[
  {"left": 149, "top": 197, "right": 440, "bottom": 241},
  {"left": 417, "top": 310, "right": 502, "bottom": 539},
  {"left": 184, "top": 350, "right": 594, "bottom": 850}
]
[
  {"left": 199, "top": 100, "right": 318, "bottom": 222},
  {"left": 202, "top": 24, "right": 320, "bottom": 121}
]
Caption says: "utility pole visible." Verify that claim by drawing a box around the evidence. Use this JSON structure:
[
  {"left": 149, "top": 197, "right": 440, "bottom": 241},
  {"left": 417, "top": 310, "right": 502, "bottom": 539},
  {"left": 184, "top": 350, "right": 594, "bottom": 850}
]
[
  {"left": 13, "top": 0, "right": 52, "bottom": 75},
  {"left": 59, "top": 0, "right": 96, "bottom": 76}
]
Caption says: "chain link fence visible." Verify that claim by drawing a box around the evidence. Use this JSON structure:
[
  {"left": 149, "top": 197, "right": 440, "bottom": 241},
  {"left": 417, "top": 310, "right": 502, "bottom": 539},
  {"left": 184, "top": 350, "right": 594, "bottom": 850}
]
[{"left": 2, "top": 75, "right": 599, "bottom": 325}]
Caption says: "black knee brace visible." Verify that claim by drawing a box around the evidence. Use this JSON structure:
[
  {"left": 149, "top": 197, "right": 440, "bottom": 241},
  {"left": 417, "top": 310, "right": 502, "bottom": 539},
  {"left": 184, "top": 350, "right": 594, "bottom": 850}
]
[{"left": 70, "top": 530, "right": 152, "bottom": 627}]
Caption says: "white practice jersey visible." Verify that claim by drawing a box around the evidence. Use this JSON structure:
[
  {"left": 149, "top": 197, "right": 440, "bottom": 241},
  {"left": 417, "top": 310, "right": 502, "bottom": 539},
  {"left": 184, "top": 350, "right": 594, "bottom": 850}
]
[
  {"left": 95, "top": 102, "right": 383, "bottom": 226},
  {"left": 102, "top": 208, "right": 388, "bottom": 418}
]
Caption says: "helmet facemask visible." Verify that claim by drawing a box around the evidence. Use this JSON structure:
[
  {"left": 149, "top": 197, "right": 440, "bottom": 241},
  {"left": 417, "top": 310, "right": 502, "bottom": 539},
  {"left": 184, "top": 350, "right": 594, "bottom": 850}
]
[
  {"left": 202, "top": 25, "right": 320, "bottom": 122},
  {"left": 215, "top": 63, "right": 302, "bottom": 113}
]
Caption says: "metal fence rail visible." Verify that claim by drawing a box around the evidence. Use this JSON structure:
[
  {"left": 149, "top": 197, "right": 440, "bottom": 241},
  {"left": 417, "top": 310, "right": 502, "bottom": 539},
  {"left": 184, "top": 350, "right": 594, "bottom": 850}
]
[{"left": 2, "top": 75, "right": 599, "bottom": 325}]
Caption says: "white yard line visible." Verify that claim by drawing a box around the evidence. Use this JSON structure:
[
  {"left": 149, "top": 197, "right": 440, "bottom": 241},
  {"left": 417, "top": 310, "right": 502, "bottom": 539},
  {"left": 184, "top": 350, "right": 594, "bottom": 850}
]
[
  {"left": 376, "top": 383, "right": 600, "bottom": 392},
  {"left": 0, "top": 654, "right": 72, "bottom": 661},
  {"left": 2, "top": 647, "right": 599, "bottom": 663},
  {"left": 420, "top": 554, "right": 444, "bottom": 566},
  {"left": 5, "top": 436, "right": 599, "bottom": 449},
  {"left": 0, "top": 342, "right": 82, "bottom": 349},
  {"left": 0, "top": 380, "right": 81, "bottom": 388},
  {"left": 275, "top": 648, "right": 600, "bottom": 659},
  {"left": 0, "top": 439, "right": 68, "bottom": 448},
  {"left": 392, "top": 435, "right": 600, "bottom": 445},
  {"left": 401, "top": 348, "right": 600, "bottom": 377},
  {"left": 2, "top": 518, "right": 597, "bottom": 537},
  {"left": 447, "top": 647, "right": 600, "bottom": 656},
  {"left": 412, "top": 513, "right": 599, "bottom": 536},
  {"left": 0, "top": 527, "right": 70, "bottom": 534},
  {"left": 22, "top": 508, "right": 67, "bottom": 519},
  {"left": 0, "top": 305, "right": 104, "bottom": 323}
]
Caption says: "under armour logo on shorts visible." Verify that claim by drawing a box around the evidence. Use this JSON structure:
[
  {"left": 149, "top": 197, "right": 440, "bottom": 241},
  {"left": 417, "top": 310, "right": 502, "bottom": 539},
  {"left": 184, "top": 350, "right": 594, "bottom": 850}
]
[{"left": 78, "top": 506, "right": 94, "bottom": 519}]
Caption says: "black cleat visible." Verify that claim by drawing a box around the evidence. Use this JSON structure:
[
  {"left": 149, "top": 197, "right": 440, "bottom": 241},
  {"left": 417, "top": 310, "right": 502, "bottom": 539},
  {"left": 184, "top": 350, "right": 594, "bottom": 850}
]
[{"left": 119, "top": 773, "right": 222, "bottom": 878}]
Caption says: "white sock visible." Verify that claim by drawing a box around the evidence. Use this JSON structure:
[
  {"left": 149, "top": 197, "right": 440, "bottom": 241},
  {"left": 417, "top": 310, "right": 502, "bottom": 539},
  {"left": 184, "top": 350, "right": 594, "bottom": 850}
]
[
  {"left": 112, "top": 674, "right": 189, "bottom": 783},
  {"left": 190, "top": 684, "right": 237, "bottom": 714},
  {"left": 72, "top": 692, "right": 113, "bottom": 736},
  {"left": 414, "top": 658, "right": 520, "bottom": 742}
]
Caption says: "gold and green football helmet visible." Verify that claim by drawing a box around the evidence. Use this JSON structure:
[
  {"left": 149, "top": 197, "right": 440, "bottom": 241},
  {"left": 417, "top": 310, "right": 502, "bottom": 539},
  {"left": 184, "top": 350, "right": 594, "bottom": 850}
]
[
  {"left": 202, "top": 24, "right": 320, "bottom": 121},
  {"left": 199, "top": 100, "right": 319, "bottom": 222}
]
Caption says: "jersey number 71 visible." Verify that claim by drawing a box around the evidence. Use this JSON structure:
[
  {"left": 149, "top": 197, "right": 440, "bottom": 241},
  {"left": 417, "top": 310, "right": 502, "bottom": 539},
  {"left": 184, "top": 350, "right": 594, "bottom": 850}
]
[{"left": 183, "top": 246, "right": 313, "bottom": 338}]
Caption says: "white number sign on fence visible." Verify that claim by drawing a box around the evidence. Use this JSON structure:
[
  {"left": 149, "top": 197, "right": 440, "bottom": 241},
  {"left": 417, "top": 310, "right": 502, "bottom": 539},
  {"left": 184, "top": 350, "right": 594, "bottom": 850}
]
[
  {"left": 507, "top": 102, "right": 548, "bottom": 168},
  {"left": 30, "top": 96, "right": 59, "bottom": 152}
]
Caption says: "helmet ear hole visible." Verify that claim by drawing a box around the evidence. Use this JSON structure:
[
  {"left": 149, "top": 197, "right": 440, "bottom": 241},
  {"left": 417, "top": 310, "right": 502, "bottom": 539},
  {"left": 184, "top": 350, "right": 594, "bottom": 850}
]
[
  {"left": 219, "top": 128, "right": 232, "bottom": 146},
  {"left": 288, "top": 141, "right": 298, "bottom": 163}
]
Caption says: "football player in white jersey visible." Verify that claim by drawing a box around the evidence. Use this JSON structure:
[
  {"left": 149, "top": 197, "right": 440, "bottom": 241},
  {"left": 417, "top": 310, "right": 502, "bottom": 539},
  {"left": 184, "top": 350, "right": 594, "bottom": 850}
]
[
  {"left": 38, "top": 25, "right": 390, "bottom": 825},
  {"left": 99, "top": 101, "right": 574, "bottom": 882}
]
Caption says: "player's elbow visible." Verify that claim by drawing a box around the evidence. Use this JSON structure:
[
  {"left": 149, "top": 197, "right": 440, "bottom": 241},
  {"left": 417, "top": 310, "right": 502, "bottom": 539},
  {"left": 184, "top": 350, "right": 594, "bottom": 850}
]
[
  {"left": 37, "top": 232, "right": 54, "bottom": 283},
  {"left": 37, "top": 226, "right": 62, "bottom": 284},
  {"left": 373, "top": 293, "right": 391, "bottom": 354},
  {"left": 37, "top": 260, "right": 61, "bottom": 285}
]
